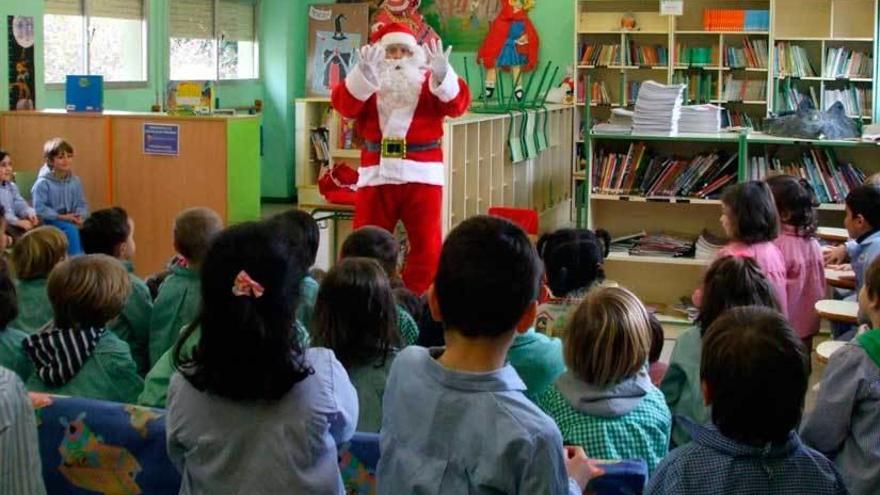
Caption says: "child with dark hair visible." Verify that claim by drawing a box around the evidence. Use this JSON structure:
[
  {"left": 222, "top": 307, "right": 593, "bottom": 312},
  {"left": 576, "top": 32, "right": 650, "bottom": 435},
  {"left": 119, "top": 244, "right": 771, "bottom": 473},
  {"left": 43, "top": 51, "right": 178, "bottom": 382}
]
[
  {"left": 167, "top": 222, "right": 357, "bottom": 494},
  {"left": 647, "top": 306, "right": 846, "bottom": 495},
  {"left": 23, "top": 255, "right": 143, "bottom": 403},
  {"left": 81, "top": 207, "right": 153, "bottom": 375},
  {"left": 10, "top": 226, "right": 67, "bottom": 334},
  {"left": 377, "top": 215, "right": 602, "bottom": 495},
  {"left": 661, "top": 256, "right": 780, "bottom": 446},
  {"left": 825, "top": 184, "right": 880, "bottom": 296},
  {"left": 801, "top": 256, "right": 880, "bottom": 494},
  {"left": 538, "top": 287, "right": 671, "bottom": 474},
  {"left": 0, "top": 149, "right": 38, "bottom": 241},
  {"left": 31, "top": 138, "right": 87, "bottom": 255},
  {"left": 648, "top": 314, "right": 667, "bottom": 386},
  {"left": 767, "top": 175, "right": 825, "bottom": 349},
  {"left": 698, "top": 181, "right": 787, "bottom": 316},
  {"left": 340, "top": 226, "right": 420, "bottom": 346},
  {"left": 535, "top": 228, "right": 611, "bottom": 337},
  {"left": 266, "top": 208, "right": 320, "bottom": 335},
  {"left": 0, "top": 258, "right": 30, "bottom": 381},
  {"left": 315, "top": 257, "right": 400, "bottom": 432},
  {"left": 149, "top": 207, "right": 222, "bottom": 367}
]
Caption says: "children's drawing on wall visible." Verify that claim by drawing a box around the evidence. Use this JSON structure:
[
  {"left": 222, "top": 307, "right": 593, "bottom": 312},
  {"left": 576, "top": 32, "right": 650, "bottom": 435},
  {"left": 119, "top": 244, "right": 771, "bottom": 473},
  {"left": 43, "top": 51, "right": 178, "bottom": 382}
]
[
  {"left": 307, "top": 3, "right": 370, "bottom": 97},
  {"left": 476, "top": 0, "right": 539, "bottom": 101},
  {"left": 8, "top": 15, "right": 35, "bottom": 110},
  {"left": 421, "top": 0, "right": 500, "bottom": 51},
  {"left": 372, "top": 0, "right": 439, "bottom": 46}
]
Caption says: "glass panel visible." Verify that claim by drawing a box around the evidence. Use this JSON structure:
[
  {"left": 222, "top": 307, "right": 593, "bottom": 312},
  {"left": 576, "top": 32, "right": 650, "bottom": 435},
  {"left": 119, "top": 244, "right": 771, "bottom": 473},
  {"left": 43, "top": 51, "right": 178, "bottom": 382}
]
[
  {"left": 88, "top": 16, "right": 146, "bottom": 81},
  {"left": 44, "top": 14, "right": 85, "bottom": 84},
  {"left": 170, "top": 38, "right": 218, "bottom": 81}
]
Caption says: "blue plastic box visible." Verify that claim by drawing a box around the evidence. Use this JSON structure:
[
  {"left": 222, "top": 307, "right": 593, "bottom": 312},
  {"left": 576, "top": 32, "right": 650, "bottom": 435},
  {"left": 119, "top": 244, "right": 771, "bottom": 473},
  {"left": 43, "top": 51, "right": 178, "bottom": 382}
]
[{"left": 65, "top": 75, "right": 103, "bottom": 112}]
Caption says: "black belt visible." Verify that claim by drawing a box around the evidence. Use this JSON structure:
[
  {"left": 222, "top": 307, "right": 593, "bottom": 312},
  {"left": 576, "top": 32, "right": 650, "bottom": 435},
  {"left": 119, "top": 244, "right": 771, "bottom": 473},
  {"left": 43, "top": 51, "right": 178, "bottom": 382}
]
[{"left": 364, "top": 138, "right": 441, "bottom": 158}]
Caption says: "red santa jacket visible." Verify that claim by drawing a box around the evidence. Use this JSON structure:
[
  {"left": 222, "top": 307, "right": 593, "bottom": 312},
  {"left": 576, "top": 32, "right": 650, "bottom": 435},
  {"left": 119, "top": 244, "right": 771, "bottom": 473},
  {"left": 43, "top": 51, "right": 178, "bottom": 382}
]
[{"left": 331, "top": 64, "right": 471, "bottom": 188}]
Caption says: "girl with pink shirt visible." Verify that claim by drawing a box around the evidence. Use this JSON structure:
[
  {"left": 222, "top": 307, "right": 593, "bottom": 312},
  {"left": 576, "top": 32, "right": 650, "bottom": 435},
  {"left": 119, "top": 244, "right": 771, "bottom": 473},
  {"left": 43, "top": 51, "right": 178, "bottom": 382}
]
[
  {"left": 767, "top": 175, "right": 825, "bottom": 351},
  {"left": 714, "top": 181, "right": 788, "bottom": 317}
]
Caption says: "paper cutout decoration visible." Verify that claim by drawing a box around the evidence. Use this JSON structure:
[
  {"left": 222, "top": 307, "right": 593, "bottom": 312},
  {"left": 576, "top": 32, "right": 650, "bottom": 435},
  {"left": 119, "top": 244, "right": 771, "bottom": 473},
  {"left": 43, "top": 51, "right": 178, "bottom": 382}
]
[{"left": 476, "top": 0, "right": 539, "bottom": 102}]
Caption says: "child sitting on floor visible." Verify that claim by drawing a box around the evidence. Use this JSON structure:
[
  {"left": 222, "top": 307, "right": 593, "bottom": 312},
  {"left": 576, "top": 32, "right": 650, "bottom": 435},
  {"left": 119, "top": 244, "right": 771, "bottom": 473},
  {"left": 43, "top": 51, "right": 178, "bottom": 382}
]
[
  {"left": 10, "top": 226, "right": 67, "bottom": 334},
  {"left": 0, "top": 149, "right": 38, "bottom": 242},
  {"left": 0, "top": 365, "right": 46, "bottom": 494},
  {"left": 315, "top": 257, "right": 400, "bottom": 432},
  {"left": 647, "top": 306, "right": 846, "bottom": 495},
  {"left": 23, "top": 254, "right": 143, "bottom": 403},
  {"left": 661, "top": 256, "right": 780, "bottom": 447},
  {"left": 31, "top": 138, "right": 87, "bottom": 255},
  {"left": 266, "top": 208, "right": 320, "bottom": 338},
  {"left": 537, "top": 286, "right": 671, "bottom": 474},
  {"left": 81, "top": 207, "right": 152, "bottom": 375},
  {"left": 648, "top": 314, "right": 668, "bottom": 386},
  {"left": 166, "top": 222, "right": 357, "bottom": 493},
  {"left": 0, "top": 258, "right": 31, "bottom": 381},
  {"left": 377, "top": 215, "right": 602, "bottom": 494},
  {"left": 801, "top": 255, "right": 880, "bottom": 494}
]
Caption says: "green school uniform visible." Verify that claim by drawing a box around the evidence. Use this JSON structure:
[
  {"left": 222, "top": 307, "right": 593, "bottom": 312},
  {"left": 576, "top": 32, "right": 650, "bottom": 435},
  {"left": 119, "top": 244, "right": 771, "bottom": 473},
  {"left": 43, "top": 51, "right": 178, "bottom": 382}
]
[
  {"left": 27, "top": 331, "right": 144, "bottom": 404},
  {"left": 149, "top": 265, "right": 201, "bottom": 367},
  {"left": 0, "top": 327, "right": 32, "bottom": 381},
  {"left": 658, "top": 325, "right": 710, "bottom": 447},
  {"left": 110, "top": 262, "right": 153, "bottom": 375},
  {"left": 11, "top": 278, "right": 52, "bottom": 334},
  {"left": 398, "top": 305, "right": 418, "bottom": 346},
  {"left": 349, "top": 352, "right": 397, "bottom": 433},
  {"left": 507, "top": 328, "right": 566, "bottom": 401},
  {"left": 298, "top": 276, "right": 319, "bottom": 332}
]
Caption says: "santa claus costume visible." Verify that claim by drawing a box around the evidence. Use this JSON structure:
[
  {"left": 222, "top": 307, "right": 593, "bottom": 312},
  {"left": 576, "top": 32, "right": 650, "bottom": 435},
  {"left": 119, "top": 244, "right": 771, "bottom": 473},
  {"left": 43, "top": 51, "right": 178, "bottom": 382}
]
[{"left": 331, "top": 23, "right": 470, "bottom": 294}]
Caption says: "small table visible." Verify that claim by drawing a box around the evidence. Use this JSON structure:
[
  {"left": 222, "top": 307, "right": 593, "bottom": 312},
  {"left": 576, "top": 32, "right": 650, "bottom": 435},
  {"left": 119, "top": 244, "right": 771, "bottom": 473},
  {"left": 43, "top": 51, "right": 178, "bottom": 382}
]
[
  {"left": 302, "top": 203, "right": 355, "bottom": 262},
  {"left": 825, "top": 267, "right": 856, "bottom": 290},
  {"left": 817, "top": 227, "right": 849, "bottom": 243},
  {"left": 816, "top": 340, "right": 847, "bottom": 364},
  {"left": 815, "top": 299, "right": 859, "bottom": 325}
]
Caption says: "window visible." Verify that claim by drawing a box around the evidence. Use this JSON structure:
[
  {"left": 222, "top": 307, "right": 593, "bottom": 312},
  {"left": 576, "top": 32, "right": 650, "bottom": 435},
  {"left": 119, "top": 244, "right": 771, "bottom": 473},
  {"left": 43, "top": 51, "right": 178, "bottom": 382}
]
[
  {"left": 170, "top": 0, "right": 259, "bottom": 81},
  {"left": 44, "top": 0, "right": 147, "bottom": 84}
]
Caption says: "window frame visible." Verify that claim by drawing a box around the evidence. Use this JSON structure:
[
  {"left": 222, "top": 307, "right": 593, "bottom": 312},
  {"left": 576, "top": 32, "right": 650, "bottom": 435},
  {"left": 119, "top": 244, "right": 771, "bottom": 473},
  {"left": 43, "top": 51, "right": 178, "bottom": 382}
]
[
  {"left": 169, "top": 0, "right": 261, "bottom": 84},
  {"left": 45, "top": 0, "right": 150, "bottom": 89}
]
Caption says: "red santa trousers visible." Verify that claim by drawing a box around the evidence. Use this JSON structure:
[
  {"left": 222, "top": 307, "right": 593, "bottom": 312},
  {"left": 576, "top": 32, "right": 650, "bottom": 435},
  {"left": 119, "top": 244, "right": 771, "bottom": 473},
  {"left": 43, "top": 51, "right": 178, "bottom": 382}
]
[{"left": 354, "top": 183, "right": 442, "bottom": 295}]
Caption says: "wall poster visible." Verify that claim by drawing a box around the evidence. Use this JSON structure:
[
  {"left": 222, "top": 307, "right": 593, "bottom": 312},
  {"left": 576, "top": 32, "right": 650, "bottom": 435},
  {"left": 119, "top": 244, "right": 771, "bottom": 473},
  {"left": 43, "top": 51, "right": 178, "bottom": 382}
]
[{"left": 8, "top": 15, "right": 35, "bottom": 110}]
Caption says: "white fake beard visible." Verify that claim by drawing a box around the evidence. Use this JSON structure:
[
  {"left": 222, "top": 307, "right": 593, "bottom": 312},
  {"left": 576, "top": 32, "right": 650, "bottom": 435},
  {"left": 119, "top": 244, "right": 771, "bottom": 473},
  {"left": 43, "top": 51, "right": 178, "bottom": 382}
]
[{"left": 377, "top": 55, "right": 426, "bottom": 110}]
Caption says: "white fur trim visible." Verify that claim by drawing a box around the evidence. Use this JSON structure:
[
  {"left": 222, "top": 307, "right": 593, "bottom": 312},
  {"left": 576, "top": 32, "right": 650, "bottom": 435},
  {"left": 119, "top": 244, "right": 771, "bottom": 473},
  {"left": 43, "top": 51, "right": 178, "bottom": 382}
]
[
  {"left": 345, "top": 65, "right": 379, "bottom": 102},
  {"left": 430, "top": 64, "right": 460, "bottom": 103},
  {"left": 357, "top": 159, "right": 444, "bottom": 187},
  {"left": 381, "top": 32, "right": 418, "bottom": 48}
]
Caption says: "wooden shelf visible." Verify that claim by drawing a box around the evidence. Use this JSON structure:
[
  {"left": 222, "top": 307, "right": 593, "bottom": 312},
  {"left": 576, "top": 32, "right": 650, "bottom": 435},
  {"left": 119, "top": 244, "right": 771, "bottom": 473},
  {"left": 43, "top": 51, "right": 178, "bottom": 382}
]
[
  {"left": 817, "top": 203, "right": 846, "bottom": 212},
  {"left": 675, "top": 30, "right": 769, "bottom": 35},
  {"left": 607, "top": 252, "right": 709, "bottom": 266},
  {"left": 579, "top": 30, "right": 669, "bottom": 35},
  {"left": 591, "top": 193, "right": 722, "bottom": 205}
]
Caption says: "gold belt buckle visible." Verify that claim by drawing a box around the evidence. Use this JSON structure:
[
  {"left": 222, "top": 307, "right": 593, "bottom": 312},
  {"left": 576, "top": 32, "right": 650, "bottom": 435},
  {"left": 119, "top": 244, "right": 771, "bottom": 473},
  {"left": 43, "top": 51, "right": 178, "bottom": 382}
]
[{"left": 381, "top": 137, "right": 406, "bottom": 158}]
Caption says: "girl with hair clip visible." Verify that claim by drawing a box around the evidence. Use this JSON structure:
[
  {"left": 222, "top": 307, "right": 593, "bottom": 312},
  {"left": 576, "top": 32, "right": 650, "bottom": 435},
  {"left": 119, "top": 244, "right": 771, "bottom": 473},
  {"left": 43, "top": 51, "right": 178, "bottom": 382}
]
[
  {"left": 767, "top": 175, "right": 826, "bottom": 352},
  {"left": 314, "top": 257, "right": 400, "bottom": 433},
  {"left": 535, "top": 228, "right": 612, "bottom": 337},
  {"left": 166, "top": 222, "right": 358, "bottom": 494}
]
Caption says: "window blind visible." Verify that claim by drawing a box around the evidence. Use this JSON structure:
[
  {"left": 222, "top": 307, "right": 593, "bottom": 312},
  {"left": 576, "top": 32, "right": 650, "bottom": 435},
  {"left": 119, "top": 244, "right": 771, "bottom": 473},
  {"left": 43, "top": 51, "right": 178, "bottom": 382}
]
[
  {"left": 170, "top": 0, "right": 214, "bottom": 39},
  {"left": 45, "top": 0, "right": 84, "bottom": 16},
  {"left": 218, "top": 0, "right": 256, "bottom": 42},
  {"left": 88, "top": 0, "right": 144, "bottom": 20}
]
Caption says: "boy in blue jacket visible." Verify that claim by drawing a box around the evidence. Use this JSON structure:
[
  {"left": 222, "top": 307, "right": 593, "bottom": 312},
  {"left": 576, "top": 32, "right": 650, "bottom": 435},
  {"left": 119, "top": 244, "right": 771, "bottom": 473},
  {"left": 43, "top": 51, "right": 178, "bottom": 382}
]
[{"left": 31, "top": 138, "right": 87, "bottom": 255}]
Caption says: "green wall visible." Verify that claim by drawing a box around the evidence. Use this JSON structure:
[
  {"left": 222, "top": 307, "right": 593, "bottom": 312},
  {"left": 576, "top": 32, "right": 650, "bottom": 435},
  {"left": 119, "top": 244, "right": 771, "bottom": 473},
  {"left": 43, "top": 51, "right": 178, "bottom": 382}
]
[{"left": 0, "top": 0, "right": 574, "bottom": 200}]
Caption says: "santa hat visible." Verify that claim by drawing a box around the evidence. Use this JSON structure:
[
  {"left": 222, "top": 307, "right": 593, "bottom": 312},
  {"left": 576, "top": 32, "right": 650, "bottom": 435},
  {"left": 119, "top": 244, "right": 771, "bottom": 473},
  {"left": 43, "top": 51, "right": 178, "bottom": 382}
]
[{"left": 371, "top": 23, "right": 418, "bottom": 49}]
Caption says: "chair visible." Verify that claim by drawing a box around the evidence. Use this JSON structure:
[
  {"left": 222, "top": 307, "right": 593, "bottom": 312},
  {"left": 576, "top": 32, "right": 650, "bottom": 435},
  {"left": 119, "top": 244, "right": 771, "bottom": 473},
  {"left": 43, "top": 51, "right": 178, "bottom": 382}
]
[
  {"left": 815, "top": 299, "right": 859, "bottom": 325},
  {"left": 339, "top": 432, "right": 380, "bottom": 494},
  {"left": 15, "top": 170, "right": 38, "bottom": 203}
]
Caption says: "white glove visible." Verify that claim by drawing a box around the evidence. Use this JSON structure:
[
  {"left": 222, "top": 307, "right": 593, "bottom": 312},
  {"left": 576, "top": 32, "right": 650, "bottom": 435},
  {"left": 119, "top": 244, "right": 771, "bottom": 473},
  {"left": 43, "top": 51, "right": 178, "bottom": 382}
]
[
  {"left": 426, "top": 39, "right": 452, "bottom": 84},
  {"left": 357, "top": 44, "right": 385, "bottom": 87}
]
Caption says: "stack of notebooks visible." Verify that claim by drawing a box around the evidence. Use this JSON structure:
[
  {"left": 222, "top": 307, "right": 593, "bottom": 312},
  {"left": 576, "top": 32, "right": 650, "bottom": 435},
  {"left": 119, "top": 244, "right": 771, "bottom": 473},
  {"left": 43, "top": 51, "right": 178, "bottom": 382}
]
[
  {"left": 824, "top": 47, "right": 873, "bottom": 78},
  {"left": 724, "top": 38, "right": 768, "bottom": 69},
  {"left": 703, "top": 9, "right": 769, "bottom": 31},
  {"left": 775, "top": 42, "right": 817, "bottom": 77},
  {"left": 679, "top": 104, "right": 723, "bottom": 133},
  {"left": 722, "top": 76, "right": 766, "bottom": 101},
  {"left": 624, "top": 42, "right": 668, "bottom": 66},
  {"left": 632, "top": 81, "right": 685, "bottom": 133},
  {"left": 824, "top": 86, "right": 871, "bottom": 117},
  {"left": 628, "top": 233, "right": 696, "bottom": 259},
  {"left": 593, "top": 108, "right": 634, "bottom": 134},
  {"left": 747, "top": 148, "right": 867, "bottom": 203},
  {"left": 695, "top": 229, "right": 728, "bottom": 260},
  {"left": 581, "top": 43, "right": 621, "bottom": 66},
  {"left": 592, "top": 144, "right": 737, "bottom": 198}
]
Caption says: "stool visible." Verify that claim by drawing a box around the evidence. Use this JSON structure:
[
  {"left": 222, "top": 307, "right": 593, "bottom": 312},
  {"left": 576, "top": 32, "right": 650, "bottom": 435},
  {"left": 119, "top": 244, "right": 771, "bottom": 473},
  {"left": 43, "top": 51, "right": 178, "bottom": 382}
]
[
  {"left": 817, "top": 227, "right": 849, "bottom": 243},
  {"left": 304, "top": 203, "right": 355, "bottom": 262},
  {"left": 815, "top": 299, "right": 859, "bottom": 325},
  {"left": 816, "top": 340, "right": 847, "bottom": 364},
  {"left": 825, "top": 267, "right": 856, "bottom": 290}
]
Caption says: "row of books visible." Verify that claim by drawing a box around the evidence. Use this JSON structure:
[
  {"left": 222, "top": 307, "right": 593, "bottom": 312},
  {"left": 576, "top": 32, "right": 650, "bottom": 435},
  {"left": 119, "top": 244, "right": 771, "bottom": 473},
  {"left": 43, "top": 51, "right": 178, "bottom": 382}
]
[
  {"left": 310, "top": 128, "right": 331, "bottom": 161},
  {"left": 723, "top": 38, "right": 768, "bottom": 69},
  {"left": 702, "top": 9, "right": 769, "bottom": 31},
  {"left": 612, "top": 232, "right": 697, "bottom": 259},
  {"left": 580, "top": 43, "right": 620, "bottom": 66},
  {"left": 747, "top": 148, "right": 866, "bottom": 203},
  {"left": 722, "top": 110, "right": 763, "bottom": 130},
  {"left": 776, "top": 79, "right": 818, "bottom": 112},
  {"left": 775, "top": 43, "right": 817, "bottom": 78},
  {"left": 824, "top": 86, "right": 872, "bottom": 117},
  {"left": 578, "top": 79, "right": 612, "bottom": 105},
  {"left": 722, "top": 76, "right": 766, "bottom": 101},
  {"left": 623, "top": 42, "right": 668, "bottom": 67},
  {"left": 824, "top": 47, "right": 873, "bottom": 78},
  {"left": 627, "top": 82, "right": 641, "bottom": 105},
  {"left": 591, "top": 143, "right": 738, "bottom": 198},
  {"left": 673, "top": 71, "right": 715, "bottom": 103},
  {"left": 675, "top": 45, "right": 715, "bottom": 66}
]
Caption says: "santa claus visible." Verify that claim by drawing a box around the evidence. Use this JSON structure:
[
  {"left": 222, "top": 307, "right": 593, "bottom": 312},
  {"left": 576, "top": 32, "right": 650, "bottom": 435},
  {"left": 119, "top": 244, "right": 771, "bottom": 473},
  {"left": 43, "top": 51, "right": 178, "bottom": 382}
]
[{"left": 331, "top": 23, "right": 471, "bottom": 294}]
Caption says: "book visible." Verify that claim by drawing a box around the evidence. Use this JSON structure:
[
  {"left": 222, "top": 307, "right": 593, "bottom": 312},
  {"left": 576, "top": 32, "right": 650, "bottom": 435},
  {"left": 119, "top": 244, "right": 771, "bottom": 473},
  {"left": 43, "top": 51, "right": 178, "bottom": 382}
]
[
  {"left": 747, "top": 147, "right": 867, "bottom": 203},
  {"left": 824, "top": 47, "right": 873, "bottom": 78},
  {"left": 775, "top": 42, "right": 817, "bottom": 77},
  {"left": 824, "top": 85, "right": 872, "bottom": 117}
]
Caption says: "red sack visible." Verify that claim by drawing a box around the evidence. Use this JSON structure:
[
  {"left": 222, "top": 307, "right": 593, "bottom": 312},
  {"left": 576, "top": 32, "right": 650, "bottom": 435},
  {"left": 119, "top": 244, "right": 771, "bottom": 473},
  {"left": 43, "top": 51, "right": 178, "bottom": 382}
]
[{"left": 318, "top": 162, "right": 358, "bottom": 205}]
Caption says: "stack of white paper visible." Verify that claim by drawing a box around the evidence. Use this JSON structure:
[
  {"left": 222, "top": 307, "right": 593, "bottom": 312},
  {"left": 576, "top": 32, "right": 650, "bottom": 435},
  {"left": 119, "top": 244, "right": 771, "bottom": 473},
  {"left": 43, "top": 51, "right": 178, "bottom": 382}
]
[
  {"left": 593, "top": 108, "right": 634, "bottom": 134},
  {"left": 632, "top": 80, "right": 686, "bottom": 134},
  {"left": 679, "top": 104, "right": 723, "bottom": 133}
]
